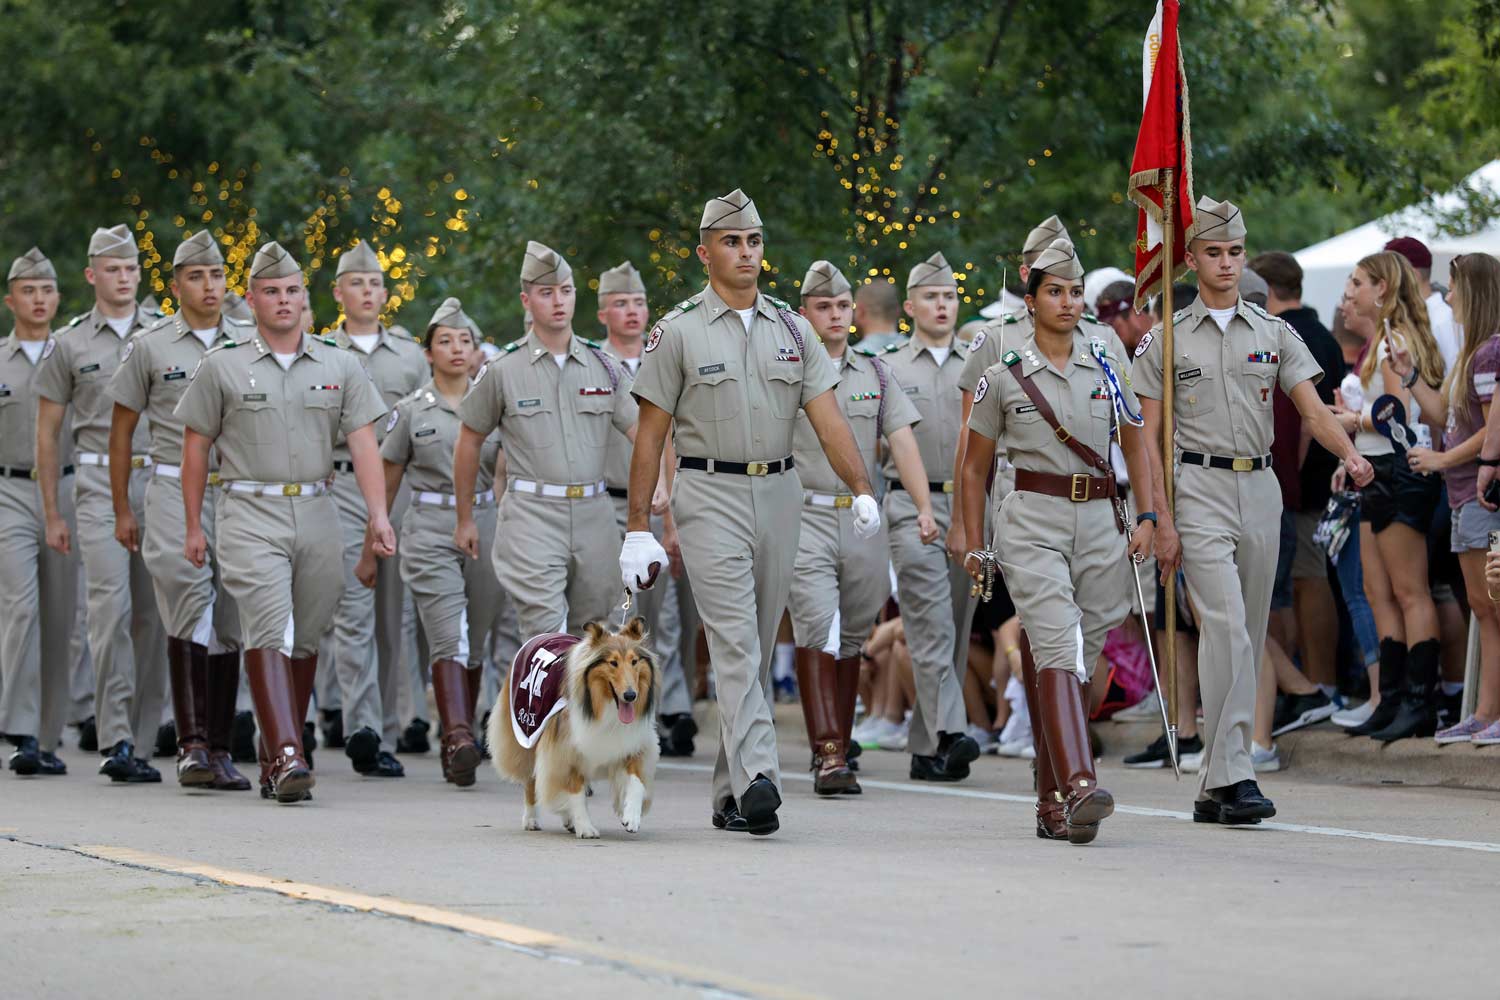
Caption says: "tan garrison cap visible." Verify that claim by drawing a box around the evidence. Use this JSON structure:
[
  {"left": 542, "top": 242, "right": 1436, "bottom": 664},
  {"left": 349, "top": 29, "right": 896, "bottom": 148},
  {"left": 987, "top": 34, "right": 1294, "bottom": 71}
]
[
  {"left": 1023, "top": 215, "right": 1070, "bottom": 264},
  {"left": 8, "top": 247, "right": 57, "bottom": 283},
  {"left": 250, "top": 241, "right": 303, "bottom": 280},
  {"left": 907, "top": 251, "right": 958, "bottom": 292},
  {"left": 521, "top": 241, "right": 572, "bottom": 286},
  {"left": 598, "top": 261, "right": 646, "bottom": 298},
  {"left": 173, "top": 230, "right": 224, "bottom": 269},
  {"left": 88, "top": 224, "right": 138, "bottom": 259},
  {"left": 1191, "top": 197, "right": 1246, "bottom": 242},
  {"left": 427, "top": 296, "right": 479, "bottom": 337},
  {"left": 699, "top": 188, "right": 763, "bottom": 231},
  {"left": 1031, "top": 238, "right": 1084, "bottom": 280},
  {"left": 335, "top": 240, "right": 383, "bottom": 277},
  {"left": 223, "top": 290, "right": 253, "bottom": 322},
  {"left": 801, "top": 260, "right": 851, "bottom": 299}
]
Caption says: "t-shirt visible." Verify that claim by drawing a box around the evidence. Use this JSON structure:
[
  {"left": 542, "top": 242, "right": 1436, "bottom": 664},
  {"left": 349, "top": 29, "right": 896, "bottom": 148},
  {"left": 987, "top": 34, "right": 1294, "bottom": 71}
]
[
  {"left": 928, "top": 345, "right": 951, "bottom": 368},
  {"left": 191, "top": 328, "right": 218, "bottom": 350},
  {"left": 18, "top": 338, "right": 45, "bottom": 364},
  {"left": 1443, "top": 334, "right": 1500, "bottom": 508},
  {"left": 272, "top": 351, "right": 298, "bottom": 371},
  {"left": 1428, "top": 291, "right": 1458, "bottom": 372},
  {"left": 347, "top": 332, "right": 380, "bottom": 354},
  {"left": 733, "top": 307, "right": 755, "bottom": 333},
  {"left": 1278, "top": 306, "right": 1345, "bottom": 512},
  {"left": 1207, "top": 306, "right": 1236, "bottom": 332},
  {"left": 105, "top": 315, "right": 134, "bottom": 338}
]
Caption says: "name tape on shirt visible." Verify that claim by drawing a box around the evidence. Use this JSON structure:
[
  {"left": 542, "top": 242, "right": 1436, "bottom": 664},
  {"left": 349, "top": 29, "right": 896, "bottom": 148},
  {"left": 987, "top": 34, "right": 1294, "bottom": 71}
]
[
  {"left": 1015, "top": 403, "right": 1038, "bottom": 414},
  {"left": 697, "top": 363, "right": 725, "bottom": 375},
  {"left": 162, "top": 366, "right": 186, "bottom": 381},
  {"left": 243, "top": 393, "right": 267, "bottom": 402},
  {"left": 414, "top": 427, "right": 437, "bottom": 438},
  {"left": 78, "top": 362, "right": 101, "bottom": 374},
  {"left": 518, "top": 398, "right": 542, "bottom": 409},
  {"left": 1177, "top": 367, "right": 1202, "bottom": 381}
]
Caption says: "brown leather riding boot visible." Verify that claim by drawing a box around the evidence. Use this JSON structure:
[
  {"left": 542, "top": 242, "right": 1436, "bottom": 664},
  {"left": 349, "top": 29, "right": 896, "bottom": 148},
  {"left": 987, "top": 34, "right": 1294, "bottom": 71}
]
[
  {"left": 1019, "top": 635, "right": 1066, "bottom": 840},
  {"left": 1037, "top": 666, "right": 1114, "bottom": 845},
  {"left": 290, "top": 653, "right": 318, "bottom": 770},
  {"left": 168, "top": 637, "right": 214, "bottom": 787},
  {"left": 244, "top": 649, "right": 314, "bottom": 804},
  {"left": 464, "top": 664, "right": 483, "bottom": 721},
  {"left": 432, "top": 659, "right": 481, "bottom": 787},
  {"left": 206, "top": 652, "right": 251, "bottom": 791},
  {"left": 834, "top": 655, "right": 863, "bottom": 795},
  {"left": 795, "top": 648, "right": 857, "bottom": 795}
]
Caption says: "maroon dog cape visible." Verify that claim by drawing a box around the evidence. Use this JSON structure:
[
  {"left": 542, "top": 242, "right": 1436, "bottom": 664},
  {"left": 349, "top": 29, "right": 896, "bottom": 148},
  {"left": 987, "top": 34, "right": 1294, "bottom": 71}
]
[{"left": 509, "top": 633, "right": 580, "bottom": 749}]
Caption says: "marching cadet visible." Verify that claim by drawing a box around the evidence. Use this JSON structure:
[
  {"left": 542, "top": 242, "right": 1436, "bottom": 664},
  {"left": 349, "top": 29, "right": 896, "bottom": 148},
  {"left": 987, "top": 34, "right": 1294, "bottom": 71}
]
[
  {"left": 598, "top": 260, "right": 696, "bottom": 757},
  {"left": 35, "top": 225, "right": 167, "bottom": 783},
  {"left": 1, "top": 249, "right": 77, "bottom": 776},
  {"left": 106, "top": 231, "right": 251, "bottom": 791},
  {"left": 959, "top": 238, "right": 1155, "bottom": 844},
  {"left": 789, "top": 260, "right": 936, "bottom": 795},
  {"left": 622, "top": 189, "right": 878, "bottom": 836},
  {"left": 358, "top": 298, "right": 501, "bottom": 788},
  {"left": 322, "top": 240, "right": 428, "bottom": 779},
  {"left": 1135, "top": 199, "right": 1372, "bottom": 824},
  {"left": 454, "top": 242, "right": 648, "bottom": 640},
  {"left": 174, "top": 241, "right": 393, "bottom": 803},
  {"left": 880, "top": 251, "right": 981, "bottom": 781}
]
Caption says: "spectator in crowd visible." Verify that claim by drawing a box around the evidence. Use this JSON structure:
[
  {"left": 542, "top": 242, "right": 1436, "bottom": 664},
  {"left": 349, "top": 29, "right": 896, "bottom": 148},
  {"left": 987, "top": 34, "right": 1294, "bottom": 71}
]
[
  {"left": 1095, "top": 280, "right": 1154, "bottom": 354},
  {"left": 1396, "top": 252, "right": 1500, "bottom": 744},
  {"left": 1386, "top": 237, "right": 1458, "bottom": 370},
  {"left": 1331, "top": 251, "right": 1446, "bottom": 741}
]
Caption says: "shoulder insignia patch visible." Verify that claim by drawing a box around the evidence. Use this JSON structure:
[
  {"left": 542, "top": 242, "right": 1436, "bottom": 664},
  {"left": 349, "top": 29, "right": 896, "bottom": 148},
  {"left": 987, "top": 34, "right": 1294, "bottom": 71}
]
[
  {"left": 1002, "top": 350, "right": 1021, "bottom": 367},
  {"left": 503, "top": 341, "right": 521, "bottom": 353},
  {"left": 974, "top": 374, "right": 989, "bottom": 403},
  {"left": 1134, "top": 330, "right": 1154, "bottom": 357},
  {"left": 41, "top": 338, "right": 56, "bottom": 361},
  {"left": 645, "top": 324, "right": 665, "bottom": 353},
  {"left": 385, "top": 407, "right": 400, "bottom": 434},
  {"left": 120, "top": 339, "right": 136, "bottom": 364},
  {"left": 970, "top": 328, "right": 987, "bottom": 352},
  {"left": 675, "top": 298, "right": 698, "bottom": 313},
  {"left": 475, "top": 362, "right": 489, "bottom": 383}
]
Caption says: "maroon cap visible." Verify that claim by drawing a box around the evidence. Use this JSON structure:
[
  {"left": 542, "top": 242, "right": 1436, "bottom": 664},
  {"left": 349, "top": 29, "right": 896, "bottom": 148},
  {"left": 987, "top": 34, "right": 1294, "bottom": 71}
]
[{"left": 1384, "top": 236, "right": 1432, "bottom": 270}]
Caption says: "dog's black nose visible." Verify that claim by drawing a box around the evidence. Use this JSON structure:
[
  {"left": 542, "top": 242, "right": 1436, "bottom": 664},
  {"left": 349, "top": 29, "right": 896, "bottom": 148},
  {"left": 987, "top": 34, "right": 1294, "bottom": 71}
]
[{"left": 622, "top": 689, "right": 638, "bottom": 703}]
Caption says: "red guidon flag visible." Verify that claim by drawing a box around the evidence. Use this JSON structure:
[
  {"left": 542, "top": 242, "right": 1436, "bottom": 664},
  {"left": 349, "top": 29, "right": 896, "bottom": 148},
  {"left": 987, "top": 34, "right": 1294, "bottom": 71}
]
[{"left": 1128, "top": 0, "right": 1194, "bottom": 311}]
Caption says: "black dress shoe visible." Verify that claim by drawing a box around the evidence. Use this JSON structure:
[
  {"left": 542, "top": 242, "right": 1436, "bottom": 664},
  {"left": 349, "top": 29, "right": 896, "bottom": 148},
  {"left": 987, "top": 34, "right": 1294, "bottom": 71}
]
[
  {"left": 8, "top": 736, "right": 41, "bottom": 776},
  {"left": 1192, "top": 798, "right": 1222, "bottom": 824},
  {"left": 230, "top": 711, "right": 257, "bottom": 763},
  {"left": 1203, "top": 779, "right": 1275, "bottom": 825},
  {"left": 739, "top": 775, "right": 781, "bottom": 836},
  {"left": 712, "top": 799, "right": 749, "bottom": 832},
  {"left": 128, "top": 757, "right": 163, "bottom": 783},
  {"left": 77, "top": 717, "right": 98, "bottom": 753},
  {"left": 365, "top": 750, "right": 405, "bottom": 778},
  {"left": 345, "top": 726, "right": 381, "bottom": 772},
  {"left": 397, "top": 717, "right": 431, "bottom": 754},
  {"left": 37, "top": 750, "right": 67, "bottom": 776},
  {"left": 910, "top": 733, "right": 979, "bottom": 783},
  {"left": 155, "top": 721, "right": 177, "bottom": 758},
  {"left": 100, "top": 741, "right": 136, "bottom": 782},
  {"left": 320, "top": 709, "right": 345, "bottom": 749}
]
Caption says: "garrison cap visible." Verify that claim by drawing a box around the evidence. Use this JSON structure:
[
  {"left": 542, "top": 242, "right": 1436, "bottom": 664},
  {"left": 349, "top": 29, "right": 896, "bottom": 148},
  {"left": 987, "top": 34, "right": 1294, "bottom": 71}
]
[
  {"left": 8, "top": 247, "right": 57, "bottom": 283},
  {"left": 88, "top": 224, "right": 138, "bottom": 259},
  {"left": 520, "top": 240, "right": 572, "bottom": 287},
  {"left": 699, "top": 188, "right": 763, "bottom": 231},
  {"left": 597, "top": 261, "right": 646, "bottom": 298},
  {"left": 223, "top": 290, "right": 253, "bottom": 323},
  {"left": 249, "top": 241, "right": 303, "bottom": 280},
  {"left": 1023, "top": 215, "right": 1070, "bottom": 265},
  {"left": 427, "top": 296, "right": 480, "bottom": 339},
  {"left": 1190, "top": 197, "right": 1247, "bottom": 242},
  {"left": 172, "top": 230, "right": 224, "bottom": 269},
  {"left": 335, "top": 240, "right": 384, "bottom": 277},
  {"left": 800, "top": 260, "right": 852, "bottom": 299},
  {"left": 906, "top": 251, "right": 958, "bottom": 292},
  {"left": 1031, "top": 238, "right": 1084, "bottom": 280}
]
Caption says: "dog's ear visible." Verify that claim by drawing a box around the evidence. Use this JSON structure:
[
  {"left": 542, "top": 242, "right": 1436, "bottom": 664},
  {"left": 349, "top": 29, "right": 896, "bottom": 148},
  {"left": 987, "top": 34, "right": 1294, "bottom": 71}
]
[
  {"left": 584, "top": 621, "right": 607, "bottom": 643},
  {"left": 621, "top": 616, "right": 647, "bottom": 641},
  {"left": 641, "top": 653, "right": 657, "bottom": 718}
]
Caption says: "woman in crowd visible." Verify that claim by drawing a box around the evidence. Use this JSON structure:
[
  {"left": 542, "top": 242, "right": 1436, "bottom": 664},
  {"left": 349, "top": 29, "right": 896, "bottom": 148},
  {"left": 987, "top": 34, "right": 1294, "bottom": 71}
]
[
  {"left": 1398, "top": 253, "right": 1500, "bottom": 744},
  {"left": 1332, "top": 251, "right": 1445, "bottom": 740},
  {"left": 357, "top": 298, "right": 502, "bottom": 787}
]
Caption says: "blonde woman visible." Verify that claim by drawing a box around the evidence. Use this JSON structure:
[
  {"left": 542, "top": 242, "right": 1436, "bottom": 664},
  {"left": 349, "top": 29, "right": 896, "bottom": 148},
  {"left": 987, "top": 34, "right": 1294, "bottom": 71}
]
[{"left": 1331, "top": 251, "right": 1445, "bottom": 740}]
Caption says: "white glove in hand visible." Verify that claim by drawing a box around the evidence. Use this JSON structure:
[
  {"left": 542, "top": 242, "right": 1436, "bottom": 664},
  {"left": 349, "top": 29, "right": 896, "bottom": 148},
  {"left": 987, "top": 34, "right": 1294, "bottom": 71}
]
[
  {"left": 620, "top": 530, "right": 667, "bottom": 592},
  {"left": 851, "top": 494, "right": 881, "bottom": 540}
]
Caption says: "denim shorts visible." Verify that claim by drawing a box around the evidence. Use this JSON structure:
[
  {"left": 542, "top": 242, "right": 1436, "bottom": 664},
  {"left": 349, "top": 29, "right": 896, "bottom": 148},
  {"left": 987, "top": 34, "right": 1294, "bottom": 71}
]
[{"left": 1451, "top": 499, "right": 1500, "bottom": 553}]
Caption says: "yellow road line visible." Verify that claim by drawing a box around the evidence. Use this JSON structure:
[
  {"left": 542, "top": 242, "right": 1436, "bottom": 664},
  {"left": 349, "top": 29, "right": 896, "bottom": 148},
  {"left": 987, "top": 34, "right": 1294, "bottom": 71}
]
[{"left": 77, "top": 844, "right": 822, "bottom": 1000}]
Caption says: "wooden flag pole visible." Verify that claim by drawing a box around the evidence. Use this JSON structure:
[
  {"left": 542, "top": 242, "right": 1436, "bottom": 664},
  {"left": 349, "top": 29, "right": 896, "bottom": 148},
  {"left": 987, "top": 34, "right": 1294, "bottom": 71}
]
[{"left": 1160, "top": 169, "right": 1180, "bottom": 750}]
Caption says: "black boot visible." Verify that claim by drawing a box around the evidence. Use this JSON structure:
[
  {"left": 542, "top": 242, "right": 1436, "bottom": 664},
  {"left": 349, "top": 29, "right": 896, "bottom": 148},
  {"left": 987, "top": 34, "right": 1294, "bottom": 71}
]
[
  {"left": 1348, "top": 638, "right": 1407, "bottom": 736},
  {"left": 1371, "top": 639, "right": 1440, "bottom": 742}
]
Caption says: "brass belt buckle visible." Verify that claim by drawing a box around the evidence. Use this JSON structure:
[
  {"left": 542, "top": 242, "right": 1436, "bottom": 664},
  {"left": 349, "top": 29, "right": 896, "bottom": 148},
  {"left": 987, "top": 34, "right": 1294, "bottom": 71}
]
[
  {"left": 282, "top": 484, "right": 303, "bottom": 497},
  {"left": 28, "top": 468, "right": 39, "bottom": 481},
  {"left": 834, "top": 494, "right": 853, "bottom": 509},
  {"left": 746, "top": 461, "right": 769, "bottom": 476},
  {"left": 1232, "top": 457, "right": 1254, "bottom": 472},
  {"left": 207, "top": 473, "right": 222, "bottom": 487},
  {"left": 941, "top": 480, "right": 955, "bottom": 494},
  {"left": 565, "top": 484, "right": 585, "bottom": 499},
  {"left": 1069, "top": 473, "right": 1091, "bottom": 502},
  {"left": 130, "top": 456, "right": 147, "bottom": 469}
]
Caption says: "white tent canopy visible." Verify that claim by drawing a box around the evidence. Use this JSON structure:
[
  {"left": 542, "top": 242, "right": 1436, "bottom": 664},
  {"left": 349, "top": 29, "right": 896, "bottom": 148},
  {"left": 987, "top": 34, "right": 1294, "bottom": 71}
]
[{"left": 1294, "top": 160, "right": 1500, "bottom": 326}]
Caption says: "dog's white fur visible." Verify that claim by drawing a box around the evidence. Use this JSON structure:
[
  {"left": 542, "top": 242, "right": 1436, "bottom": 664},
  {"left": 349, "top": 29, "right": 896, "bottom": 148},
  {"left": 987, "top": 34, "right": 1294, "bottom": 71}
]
[{"left": 488, "top": 619, "right": 660, "bottom": 839}]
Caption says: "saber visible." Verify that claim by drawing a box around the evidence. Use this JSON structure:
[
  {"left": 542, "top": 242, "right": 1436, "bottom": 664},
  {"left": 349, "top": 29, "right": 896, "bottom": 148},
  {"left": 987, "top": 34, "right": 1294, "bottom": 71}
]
[{"left": 1128, "top": 551, "right": 1179, "bottom": 779}]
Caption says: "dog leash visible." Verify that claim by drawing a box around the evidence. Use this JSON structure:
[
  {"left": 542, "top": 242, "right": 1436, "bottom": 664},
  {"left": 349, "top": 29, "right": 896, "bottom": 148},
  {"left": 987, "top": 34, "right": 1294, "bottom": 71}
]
[{"left": 618, "top": 588, "right": 633, "bottom": 631}]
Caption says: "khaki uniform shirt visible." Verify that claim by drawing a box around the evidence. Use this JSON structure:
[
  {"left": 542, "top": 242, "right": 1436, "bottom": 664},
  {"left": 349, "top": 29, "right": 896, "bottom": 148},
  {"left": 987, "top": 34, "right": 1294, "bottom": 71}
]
[
  {"left": 601, "top": 345, "right": 645, "bottom": 491},
  {"left": 793, "top": 348, "right": 920, "bottom": 493},
  {"left": 1132, "top": 296, "right": 1324, "bottom": 455},
  {"left": 34, "top": 306, "right": 157, "bottom": 453},
  {"left": 877, "top": 336, "right": 970, "bottom": 483},
  {"left": 958, "top": 312, "right": 1032, "bottom": 394},
  {"left": 458, "top": 331, "right": 637, "bottom": 484},
  {"left": 329, "top": 324, "right": 429, "bottom": 462},
  {"left": 382, "top": 380, "right": 501, "bottom": 493},
  {"left": 0, "top": 333, "right": 70, "bottom": 468},
  {"left": 106, "top": 313, "right": 253, "bottom": 465},
  {"left": 173, "top": 333, "right": 387, "bottom": 483},
  {"left": 632, "top": 285, "right": 839, "bottom": 460}
]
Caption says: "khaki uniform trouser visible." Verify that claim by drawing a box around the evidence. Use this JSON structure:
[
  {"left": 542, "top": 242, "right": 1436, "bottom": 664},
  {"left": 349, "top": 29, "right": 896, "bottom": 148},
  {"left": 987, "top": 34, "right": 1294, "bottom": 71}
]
[
  {"left": 610, "top": 496, "right": 690, "bottom": 717},
  {"left": 74, "top": 465, "right": 167, "bottom": 752},
  {"left": 0, "top": 477, "right": 78, "bottom": 743},
  {"left": 492, "top": 490, "right": 622, "bottom": 639},
  {"left": 400, "top": 503, "right": 501, "bottom": 665},
  {"left": 673, "top": 469, "right": 800, "bottom": 806},
  {"left": 884, "top": 489, "right": 973, "bottom": 757},
  {"left": 67, "top": 571, "right": 92, "bottom": 724},
  {"left": 142, "top": 475, "right": 239, "bottom": 647},
  {"left": 1177, "top": 464, "right": 1281, "bottom": 796},
  {"left": 788, "top": 503, "right": 891, "bottom": 658},
  {"left": 994, "top": 489, "right": 1131, "bottom": 678},
  {"left": 217, "top": 492, "right": 343, "bottom": 658}
]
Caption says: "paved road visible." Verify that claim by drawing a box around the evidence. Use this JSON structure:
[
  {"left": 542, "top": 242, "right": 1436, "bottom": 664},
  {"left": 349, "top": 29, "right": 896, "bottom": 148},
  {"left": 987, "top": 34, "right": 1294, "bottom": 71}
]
[{"left": 6, "top": 705, "right": 1499, "bottom": 999}]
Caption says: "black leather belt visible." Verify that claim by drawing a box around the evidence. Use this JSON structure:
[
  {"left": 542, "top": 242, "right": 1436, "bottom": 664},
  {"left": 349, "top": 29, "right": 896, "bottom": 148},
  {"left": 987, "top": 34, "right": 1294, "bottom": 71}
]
[
  {"left": 333, "top": 460, "right": 355, "bottom": 473},
  {"left": 679, "top": 456, "right": 794, "bottom": 476},
  {"left": 606, "top": 487, "right": 629, "bottom": 499},
  {"left": 1, "top": 464, "right": 74, "bottom": 479},
  {"left": 886, "top": 479, "right": 955, "bottom": 494},
  {"left": 1180, "top": 452, "right": 1272, "bottom": 472}
]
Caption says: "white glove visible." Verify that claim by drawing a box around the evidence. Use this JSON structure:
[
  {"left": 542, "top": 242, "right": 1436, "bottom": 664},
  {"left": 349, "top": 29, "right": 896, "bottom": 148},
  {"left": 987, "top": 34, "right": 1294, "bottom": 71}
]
[
  {"left": 620, "top": 531, "right": 667, "bottom": 592},
  {"left": 851, "top": 494, "right": 881, "bottom": 540}
]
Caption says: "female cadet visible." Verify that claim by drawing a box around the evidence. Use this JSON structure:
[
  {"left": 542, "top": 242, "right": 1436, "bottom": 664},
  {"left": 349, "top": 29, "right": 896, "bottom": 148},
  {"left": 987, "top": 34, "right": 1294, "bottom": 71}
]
[
  {"left": 959, "top": 239, "right": 1155, "bottom": 845},
  {"left": 358, "top": 298, "right": 501, "bottom": 788}
]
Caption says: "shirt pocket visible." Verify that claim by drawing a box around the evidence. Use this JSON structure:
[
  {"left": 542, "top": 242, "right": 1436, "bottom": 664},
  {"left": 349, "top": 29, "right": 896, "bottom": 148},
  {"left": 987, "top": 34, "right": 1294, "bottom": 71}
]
[
  {"left": 1176, "top": 367, "right": 1219, "bottom": 419},
  {"left": 230, "top": 394, "right": 280, "bottom": 446},
  {"left": 764, "top": 362, "right": 804, "bottom": 418},
  {"left": 684, "top": 361, "right": 742, "bottom": 422},
  {"left": 301, "top": 388, "right": 342, "bottom": 445},
  {"left": 1009, "top": 403, "right": 1052, "bottom": 452},
  {"left": 505, "top": 397, "right": 555, "bottom": 452},
  {"left": 1239, "top": 362, "right": 1277, "bottom": 410}
]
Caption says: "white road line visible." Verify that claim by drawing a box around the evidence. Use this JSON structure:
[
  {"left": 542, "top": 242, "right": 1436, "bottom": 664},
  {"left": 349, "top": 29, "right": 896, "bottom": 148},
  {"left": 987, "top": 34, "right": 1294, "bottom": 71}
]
[{"left": 658, "top": 762, "right": 1500, "bottom": 854}]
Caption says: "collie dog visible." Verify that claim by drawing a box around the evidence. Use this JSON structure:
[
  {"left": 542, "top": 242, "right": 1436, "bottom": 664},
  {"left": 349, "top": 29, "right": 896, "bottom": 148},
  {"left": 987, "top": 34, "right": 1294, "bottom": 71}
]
[{"left": 488, "top": 618, "right": 660, "bottom": 839}]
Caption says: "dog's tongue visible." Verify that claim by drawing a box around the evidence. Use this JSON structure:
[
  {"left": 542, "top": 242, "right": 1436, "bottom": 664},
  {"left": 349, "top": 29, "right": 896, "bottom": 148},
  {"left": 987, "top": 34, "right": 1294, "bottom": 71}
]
[{"left": 617, "top": 702, "right": 636, "bottom": 725}]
